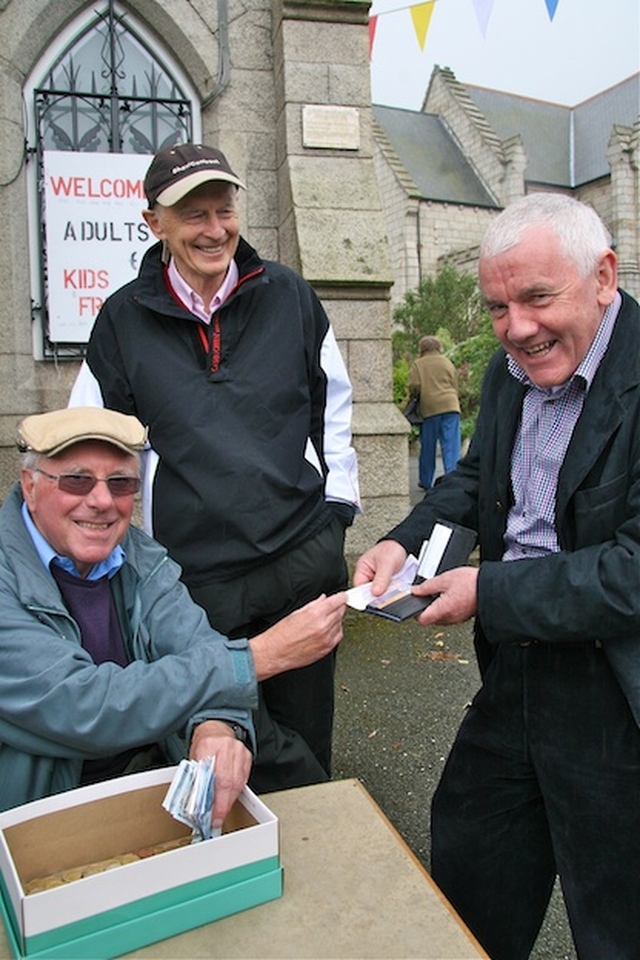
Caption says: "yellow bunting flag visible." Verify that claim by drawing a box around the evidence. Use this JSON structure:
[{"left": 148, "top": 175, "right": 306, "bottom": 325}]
[{"left": 410, "top": 1, "right": 435, "bottom": 51}]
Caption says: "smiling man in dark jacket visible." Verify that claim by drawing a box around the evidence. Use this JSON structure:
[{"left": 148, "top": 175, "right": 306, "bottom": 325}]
[
  {"left": 355, "top": 194, "right": 640, "bottom": 960},
  {"left": 70, "top": 143, "right": 359, "bottom": 794}
]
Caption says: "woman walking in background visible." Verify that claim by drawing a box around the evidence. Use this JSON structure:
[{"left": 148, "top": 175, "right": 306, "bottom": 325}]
[{"left": 409, "top": 336, "right": 461, "bottom": 488}]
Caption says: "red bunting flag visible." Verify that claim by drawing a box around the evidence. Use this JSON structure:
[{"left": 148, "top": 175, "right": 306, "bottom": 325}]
[{"left": 369, "top": 14, "right": 379, "bottom": 59}]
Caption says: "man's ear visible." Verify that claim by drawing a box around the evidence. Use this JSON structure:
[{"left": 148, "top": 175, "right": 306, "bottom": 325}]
[
  {"left": 595, "top": 249, "right": 618, "bottom": 306},
  {"left": 21, "top": 468, "right": 36, "bottom": 508},
  {"left": 142, "top": 207, "right": 164, "bottom": 241}
]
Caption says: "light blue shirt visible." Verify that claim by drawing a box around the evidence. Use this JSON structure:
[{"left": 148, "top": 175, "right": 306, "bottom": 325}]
[{"left": 21, "top": 501, "right": 125, "bottom": 580}]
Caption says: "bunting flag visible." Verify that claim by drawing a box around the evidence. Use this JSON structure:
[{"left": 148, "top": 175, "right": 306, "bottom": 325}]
[
  {"left": 369, "top": 14, "right": 379, "bottom": 59},
  {"left": 368, "top": 0, "right": 565, "bottom": 56},
  {"left": 410, "top": 2, "right": 435, "bottom": 51},
  {"left": 471, "top": 0, "right": 495, "bottom": 38}
]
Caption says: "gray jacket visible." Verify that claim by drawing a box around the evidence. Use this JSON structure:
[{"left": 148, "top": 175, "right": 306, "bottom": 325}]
[{"left": 0, "top": 486, "right": 257, "bottom": 811}]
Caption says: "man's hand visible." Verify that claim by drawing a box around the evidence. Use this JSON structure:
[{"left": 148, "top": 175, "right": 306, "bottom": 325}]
[
  {"left": 250, "top": 592, "right": 347, "bottom": 681},
  {"left": 412, "top": 566, "right": 479, "bottom": 626},
  {"left": 189, "top": 720, "right": 252, "bottom": 829},
  {"left": 353, "top": 540, "right": 408, "bottom": 596}
]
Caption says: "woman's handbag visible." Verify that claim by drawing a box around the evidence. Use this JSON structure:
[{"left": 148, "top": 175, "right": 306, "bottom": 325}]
[{"left": 402, "top": 396, "right": 422, "bottom": 425}]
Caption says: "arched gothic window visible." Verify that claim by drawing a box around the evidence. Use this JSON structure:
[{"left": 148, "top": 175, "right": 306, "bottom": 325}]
[{"left": 25, "top": 1, "right": 200, "bottom": 358}]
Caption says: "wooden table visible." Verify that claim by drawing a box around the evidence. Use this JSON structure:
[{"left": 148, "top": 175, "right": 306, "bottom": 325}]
[
  {"left": 130, "top": 778, "right": 486, "bottom": 959},
  {"left": 0, "top": 778, "right": 486, "bottom": 959}
]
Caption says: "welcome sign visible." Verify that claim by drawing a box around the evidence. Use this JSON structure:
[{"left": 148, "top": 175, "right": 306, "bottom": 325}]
[{"left": 43, "top": 151, "right": 155, "bottom": 342}]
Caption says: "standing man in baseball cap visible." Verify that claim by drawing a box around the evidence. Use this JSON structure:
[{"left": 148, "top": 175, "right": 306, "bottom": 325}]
[{"left": 70, "top": 143, "right": 360, "bottom": 794}]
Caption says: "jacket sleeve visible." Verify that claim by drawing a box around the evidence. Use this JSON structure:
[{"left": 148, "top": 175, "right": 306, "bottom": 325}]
[
  {"left": 477, "top": 475, "right": 640, "bottom": 647},
  {"left": 318, "top": 324, "right": 361, "bottom": 511},
  {"left": 68, "top": 359, "right": 104, "bottom": 408},
  {"left": 0, "top": 548, "right": 257, "bottom": 762},
  {"left": 408, "top": 361, "right": 420, "bottom": 396},
  {"left": 69, "top": 360, "right": 157, "bottom": 536},
  {"left": 385, "top": 424, "right": 483, "bottom": 557}
]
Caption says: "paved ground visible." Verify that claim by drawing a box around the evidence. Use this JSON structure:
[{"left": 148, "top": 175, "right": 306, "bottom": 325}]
[{"left": 332, "top": 453, "right": 577, "bottom": 960}]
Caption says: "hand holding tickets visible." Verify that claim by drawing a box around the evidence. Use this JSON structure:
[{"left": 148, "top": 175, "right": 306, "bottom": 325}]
[{"left": 347, "top": 521, "right": 476, "bottom": 622}]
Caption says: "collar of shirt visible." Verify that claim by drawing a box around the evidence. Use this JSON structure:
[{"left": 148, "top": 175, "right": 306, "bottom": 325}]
[
  {"left": 506, "top": 290, "right": 621, "bottom": 394},
  {"left": 167, "top": 256, "right": 239, "bottom": 324},
  {"left": 21, "top": 500, "right": 126, "bottom": 581}
]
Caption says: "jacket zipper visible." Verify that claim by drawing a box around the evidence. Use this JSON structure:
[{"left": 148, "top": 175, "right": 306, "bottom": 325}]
[{"left": 195, "top": 267, "right": 264, "bottom": 372}]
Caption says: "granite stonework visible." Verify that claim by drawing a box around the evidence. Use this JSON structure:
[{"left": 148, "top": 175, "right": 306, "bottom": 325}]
[{"left": 0, "top": 0, "right": 410, "bottom": 547}]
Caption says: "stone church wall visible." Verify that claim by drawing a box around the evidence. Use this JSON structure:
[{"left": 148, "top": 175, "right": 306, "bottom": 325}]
[{"left": 0, "top": 0, "right": 412, "bottom": 552}]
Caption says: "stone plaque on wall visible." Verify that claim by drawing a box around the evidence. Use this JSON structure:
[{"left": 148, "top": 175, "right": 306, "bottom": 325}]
[{"left": 302, "top": 105, "right": 360, "bottom": 150}]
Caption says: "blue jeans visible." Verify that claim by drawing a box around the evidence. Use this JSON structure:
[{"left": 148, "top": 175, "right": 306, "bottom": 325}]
[
  {"left": 419, "top": 412, "right": 461, "bottom": 487},
  {"left": 431, "top": 640, "right": 640, "bottom": 960}
]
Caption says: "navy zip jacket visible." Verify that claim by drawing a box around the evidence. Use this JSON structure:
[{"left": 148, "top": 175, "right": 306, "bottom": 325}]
[{"left": 71, "top": 239, "right": 359, "bottom": 584}]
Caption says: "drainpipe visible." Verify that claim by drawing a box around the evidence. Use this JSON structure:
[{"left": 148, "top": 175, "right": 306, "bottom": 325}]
[{"left": 201, "top": 0, "right": 231, "bottom": 109}]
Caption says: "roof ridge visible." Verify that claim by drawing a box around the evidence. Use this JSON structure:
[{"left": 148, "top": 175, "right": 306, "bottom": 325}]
[
  {"left": 371, "top": 116, "right": 421, "bottom": 197},
  {"left": 438, "top": 66, "right": 503, "bottom": 153}
]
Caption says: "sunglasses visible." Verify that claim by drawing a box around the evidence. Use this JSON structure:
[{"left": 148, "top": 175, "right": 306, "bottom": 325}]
[{"left": 33, "top": 468, "right": 141, "bottom": 498}]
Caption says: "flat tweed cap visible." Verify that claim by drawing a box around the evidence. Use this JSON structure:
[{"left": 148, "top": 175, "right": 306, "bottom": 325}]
[{"left": 17, "top": 408, "right": 148, "bottom": 457}]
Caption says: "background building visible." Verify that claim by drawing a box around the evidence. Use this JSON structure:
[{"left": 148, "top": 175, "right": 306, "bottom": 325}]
[
  {"left": 0, "top": 0, "right": 411, "bottom": 554},
  {"left": 374, "top": 66, "right": 640, "bottom": 303}
]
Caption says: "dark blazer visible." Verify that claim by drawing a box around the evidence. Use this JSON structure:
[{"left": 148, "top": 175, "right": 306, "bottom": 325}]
[{"left": 389, "top": 291, "right": 640, "bottom": 724}]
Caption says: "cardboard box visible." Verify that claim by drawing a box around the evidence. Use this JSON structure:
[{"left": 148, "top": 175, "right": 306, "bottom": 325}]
[{"left": 0, "top": 768, "right": 282, "bottom": 959}]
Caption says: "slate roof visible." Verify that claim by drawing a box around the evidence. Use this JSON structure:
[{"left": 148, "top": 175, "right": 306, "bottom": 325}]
[
  {"left": 374, "top": 73, "right": 639, "bottom": 201},
  {"left": 465, "top": 87, "right": 571, "bottom": 186},
  {"left": 372, "top": 105, "right": 497, "bottom": 208},
  {"left": 468, "top": 74, "right": 639, "bottom": 187},
  {"left": 572, "top": 75, "right": 640, "bottom": 185}
]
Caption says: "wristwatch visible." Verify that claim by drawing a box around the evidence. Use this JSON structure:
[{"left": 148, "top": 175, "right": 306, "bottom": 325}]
[{"left": 224, "top": 721, "right": 253, "bottom": 753}]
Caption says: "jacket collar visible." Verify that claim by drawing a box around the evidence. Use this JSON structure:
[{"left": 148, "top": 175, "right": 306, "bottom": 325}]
[
  {"left": 557, "top": 291, "right": 640, "bottom": 514},
  {"left": 136, "top": 237, "right": 266, "bottom": 320}
]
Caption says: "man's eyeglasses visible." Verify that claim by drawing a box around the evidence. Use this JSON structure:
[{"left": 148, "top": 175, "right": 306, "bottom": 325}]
[{"left": 33, "top": 468, "right": 141, "bottom": 498}]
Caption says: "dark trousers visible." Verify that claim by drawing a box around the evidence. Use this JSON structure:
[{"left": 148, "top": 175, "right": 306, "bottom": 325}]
[
  {"left": 431, "top": 640, "right": 640, "bottom": 960},
  {"left": 187, "top": 515, "right": 348, "bottom": 794}
]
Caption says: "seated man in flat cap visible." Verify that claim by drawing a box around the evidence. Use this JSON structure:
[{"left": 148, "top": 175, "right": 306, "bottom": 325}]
[{"left": 0, "top": 407, "right": 346, "bottom": 819}]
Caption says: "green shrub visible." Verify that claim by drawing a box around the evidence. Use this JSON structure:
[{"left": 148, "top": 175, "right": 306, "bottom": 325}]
[
  {"left": 449, "top": 322, "right": 497, "bottom": 438},
  {"left": 391, "top": 266, "right": 496, "bottom": 439}
]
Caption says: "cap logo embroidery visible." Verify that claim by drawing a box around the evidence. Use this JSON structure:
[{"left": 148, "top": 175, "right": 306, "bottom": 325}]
[{"left": 170, "top": 159, "right": 223, "bottom": 175}]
